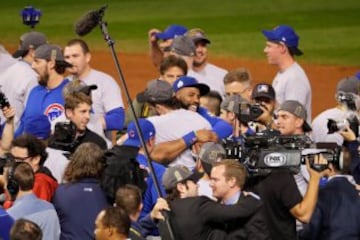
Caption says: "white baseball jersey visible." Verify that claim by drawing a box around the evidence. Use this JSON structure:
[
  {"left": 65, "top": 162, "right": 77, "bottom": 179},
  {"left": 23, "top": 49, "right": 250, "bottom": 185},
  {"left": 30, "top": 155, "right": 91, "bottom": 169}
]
[
  {"left": 272, "top": 62, "right": 312, "bottom": 122},
  {"left": 0, "top": 59, "right": 38, "bottom": 129},
  {"left": 311, "top": 107, "right": 347, "bottom": 145},
  {"left": 188, "top": 63, "right": 227, "bottom": 97},
  {"left": 148, "top": 108, "right": 212, "bottom": 170}
]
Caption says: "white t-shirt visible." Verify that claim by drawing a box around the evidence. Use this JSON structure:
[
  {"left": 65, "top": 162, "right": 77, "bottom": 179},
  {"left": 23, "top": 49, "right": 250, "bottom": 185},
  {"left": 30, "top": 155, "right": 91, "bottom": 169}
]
[
  {"left": 272, "top": 62, "right": 312, "bottom": 122},
  {"left": 188, "top": 63, "right": 227, "bottom": 97},
  {"left": 197, "top": 178, "right": 216, "bottom": 201},
  {"left": 311, "top": 107, "right": 347, "bottom": 145},
  {"left": 148, "top": 109, "right": 212, "bottom": 170},
  {"left": 44, "top": 147, "right": 70, "bottom": 183}
]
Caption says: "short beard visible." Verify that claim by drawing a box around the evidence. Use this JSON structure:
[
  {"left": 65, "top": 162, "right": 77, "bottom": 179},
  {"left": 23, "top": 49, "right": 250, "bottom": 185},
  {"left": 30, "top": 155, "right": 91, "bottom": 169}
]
[
  {"left": 38, "top": 72, "right": 49, "bottom": 87},
  {"left": 193, "top": 59, "right": 206, "bottom": 68}
]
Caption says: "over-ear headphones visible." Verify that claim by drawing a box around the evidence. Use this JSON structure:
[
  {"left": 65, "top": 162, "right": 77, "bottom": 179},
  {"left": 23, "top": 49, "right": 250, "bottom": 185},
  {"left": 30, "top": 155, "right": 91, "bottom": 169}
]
[{"left": 7, "top": 162, "right": 22, "bottom": 197}]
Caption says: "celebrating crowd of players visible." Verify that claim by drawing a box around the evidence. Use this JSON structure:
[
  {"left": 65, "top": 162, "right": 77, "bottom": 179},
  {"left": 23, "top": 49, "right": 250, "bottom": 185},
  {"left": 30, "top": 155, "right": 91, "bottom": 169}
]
[{"left": 0, "top": 23, "right": 360, "bottom": 240}]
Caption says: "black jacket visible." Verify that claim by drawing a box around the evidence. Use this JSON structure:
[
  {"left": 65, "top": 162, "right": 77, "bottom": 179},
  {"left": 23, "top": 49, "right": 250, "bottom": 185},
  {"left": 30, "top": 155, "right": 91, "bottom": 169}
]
[
  {"left": 168, "top": 195, "right": 262, "bottom": 240},
  {"left": 225, "top": 193, "right": 271, "bottom": 240}
]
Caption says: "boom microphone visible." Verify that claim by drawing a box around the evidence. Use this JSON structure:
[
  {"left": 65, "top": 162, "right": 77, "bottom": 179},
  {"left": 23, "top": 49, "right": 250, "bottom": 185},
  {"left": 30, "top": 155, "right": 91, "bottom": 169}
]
[{"left": 74, "top": 5, "right": 107, "bottom": 36}]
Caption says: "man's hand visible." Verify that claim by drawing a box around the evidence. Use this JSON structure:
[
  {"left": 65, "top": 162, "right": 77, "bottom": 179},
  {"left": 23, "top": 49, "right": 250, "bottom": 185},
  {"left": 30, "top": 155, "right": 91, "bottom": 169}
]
[
  {"left": 150, "top": 198, "right": 170, "bottom": 221},
  {"left": 306, "top": 154, "right": 330, "bottom": 179},
  {"left": 148, "top": 28, "right": 161, "bottom": 44},
  {"left": 339, "top": 125, "right": 357, "bottom": 141},
  {"left": 2, "top": 106, "right": 15, "bottom": 123},
  {"left": 195, "top": 129, "right": 218, "bottom": 143}
]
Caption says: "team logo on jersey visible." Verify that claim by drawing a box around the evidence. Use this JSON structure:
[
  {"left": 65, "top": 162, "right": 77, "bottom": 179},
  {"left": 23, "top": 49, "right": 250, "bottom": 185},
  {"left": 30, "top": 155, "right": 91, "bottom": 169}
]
[{"left": 44, "top": 103, "right": 64, "bottom": 121}]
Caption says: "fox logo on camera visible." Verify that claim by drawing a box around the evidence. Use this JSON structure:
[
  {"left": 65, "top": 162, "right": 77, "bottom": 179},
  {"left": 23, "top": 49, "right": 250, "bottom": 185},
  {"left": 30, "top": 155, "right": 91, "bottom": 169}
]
[{"left": 264, "top": 153, "right": 287, "bottom": 167}]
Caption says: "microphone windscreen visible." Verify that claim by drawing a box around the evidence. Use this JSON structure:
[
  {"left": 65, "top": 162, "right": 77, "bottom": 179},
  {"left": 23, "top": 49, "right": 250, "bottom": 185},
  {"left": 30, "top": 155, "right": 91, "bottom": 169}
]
[{"left": 74, "top": 10, "right": 99, "bottom": 36}]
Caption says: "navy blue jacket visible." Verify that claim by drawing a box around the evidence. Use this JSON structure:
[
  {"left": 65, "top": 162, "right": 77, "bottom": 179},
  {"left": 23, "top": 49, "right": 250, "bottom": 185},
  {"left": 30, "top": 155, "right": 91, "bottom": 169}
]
[
  {"left": 53, "top": 178, "right": 109, "bottom": 240},
  {"left": 299, "top": 176, "right": 360, "bottom": 240}
]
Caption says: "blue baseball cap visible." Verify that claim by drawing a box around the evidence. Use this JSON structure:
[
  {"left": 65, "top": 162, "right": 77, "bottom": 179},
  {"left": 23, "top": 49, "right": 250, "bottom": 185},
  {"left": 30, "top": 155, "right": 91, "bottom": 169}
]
[
  {"left": 155, "top": 25, "right": 188, "bottom": 40},
  {"left": 124, "top": 119, "right": 156, "bottom": 147},
  {"left": 355, "top": 71, "right": 360, "bottom": 80},
  {"left": 173, "top": 76, "right": 210, "bottom": 96},
  {"left": 262, "top": 25, "right": 303, "bottom": 56}
]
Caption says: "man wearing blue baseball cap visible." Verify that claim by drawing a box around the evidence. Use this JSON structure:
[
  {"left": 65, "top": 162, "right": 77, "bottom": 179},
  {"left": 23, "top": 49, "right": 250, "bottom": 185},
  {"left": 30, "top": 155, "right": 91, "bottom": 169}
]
[
  {"left": 262, "top": 25, "right": 312, "bottom": 123},
  {"left": 148, "top": 24, "right": 188, "bottom": 67},
  {"left": 124, "top": 118, "right": 167, "bottom": 237},
  {"left": 173, "top": 76, "right": 232, "bottom": 139}
]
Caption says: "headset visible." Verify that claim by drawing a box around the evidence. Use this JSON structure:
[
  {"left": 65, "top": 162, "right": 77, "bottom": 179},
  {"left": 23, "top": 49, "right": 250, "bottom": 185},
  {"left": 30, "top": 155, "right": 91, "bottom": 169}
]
[{"left": 6, "top": 162, "right": 23, "bottom": 197}]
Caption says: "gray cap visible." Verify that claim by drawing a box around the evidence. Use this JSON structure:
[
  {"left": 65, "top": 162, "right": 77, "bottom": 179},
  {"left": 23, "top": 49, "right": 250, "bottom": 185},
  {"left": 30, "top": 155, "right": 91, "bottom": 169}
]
[
  {"left": 63, "top": 80, "right": 97, "bottom": 97},
  {"left": 221, "top": 94, "right": 247, "bottom": 115},
  {"left": 199, "top": 142, "right": 225, "bottom": 165},
  {"left": 162, "top": 165, "right": 202, "bottom": 190},
  {"left": 13, "top": 31, "right": 47, "bottom": 58},
  {"left": 336, "top": 76, "right": 360, "bottom": 95},
  {"left": 278, "top": 100, "right": 312, "bottom": 132},
  {"left": 186, "top": 28, "right": 211, "bottom": 44},
  {"left": 137, "top": 79, "right": 174, "bottom": 103},
  {"left": 34, "top": 44, "right": 72, "bottom": 67},
  {"left": 170, "top": 35, "right": 195, "bottom": 57}
]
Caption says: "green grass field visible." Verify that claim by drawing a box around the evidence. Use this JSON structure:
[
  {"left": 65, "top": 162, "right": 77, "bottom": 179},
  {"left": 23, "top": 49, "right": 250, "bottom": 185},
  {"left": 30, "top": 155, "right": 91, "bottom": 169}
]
[{"left": 1, "top": 0, "right": 360, "bottom": 66}]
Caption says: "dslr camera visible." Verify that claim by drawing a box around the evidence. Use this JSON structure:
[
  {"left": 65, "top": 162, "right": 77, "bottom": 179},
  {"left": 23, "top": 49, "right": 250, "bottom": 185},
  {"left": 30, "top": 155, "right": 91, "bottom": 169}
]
[
  {"left": 48, "top": 121, "right": 78, "bottom": 152},
  {"left": 327, "top": 116, "right": 359, "bottom": 137},
  {"left": 237, "top": 102, "right": 264, "bottom": 123}
]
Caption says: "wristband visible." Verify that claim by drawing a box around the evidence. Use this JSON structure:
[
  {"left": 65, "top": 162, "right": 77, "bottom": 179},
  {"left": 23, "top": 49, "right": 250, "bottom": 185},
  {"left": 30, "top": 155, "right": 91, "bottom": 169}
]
[{"left": 182, "top": 131, "right": 197, "bottom": 147}]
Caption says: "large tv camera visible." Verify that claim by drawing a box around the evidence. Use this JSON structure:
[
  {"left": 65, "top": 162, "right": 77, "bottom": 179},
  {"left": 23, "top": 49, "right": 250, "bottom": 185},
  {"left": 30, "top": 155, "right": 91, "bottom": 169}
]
[{"left": 224, "top": 131, "right": 341, "bottom": 176}]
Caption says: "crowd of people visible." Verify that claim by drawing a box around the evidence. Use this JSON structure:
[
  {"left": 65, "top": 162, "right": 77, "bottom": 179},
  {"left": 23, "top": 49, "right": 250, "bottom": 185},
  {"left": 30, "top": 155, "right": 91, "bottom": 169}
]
[{"left": 0, "top": 23, "right": 360, "bottom": 240}]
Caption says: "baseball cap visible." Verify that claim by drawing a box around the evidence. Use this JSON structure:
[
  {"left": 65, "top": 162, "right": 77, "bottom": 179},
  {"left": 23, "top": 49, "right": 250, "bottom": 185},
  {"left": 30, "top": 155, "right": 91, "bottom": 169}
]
[
  {"left": 336, "top": 76, "right": 360, "bottom": 95},
  {"left": 221, "top": 94, "right": 247, "bottom": 115},
  {"left": 137, "top": 79, "right": 174, "bottom": 103},
  {"left": 123, "top": 118, "right": 156, "bottom": 147},
  {"left": 262, "top": 25, "right": 303, "bottom": 56},
  {"left": 186, "top": 28, "right": 211, "bottom": 44},
  {"left": 13, "top": 31, "right": 47, "bottom": 58},
  {"left": 252, "top": 83, "right": 276, "bottom": 100},
  {"left": 198, "top": 142, "right": 225, "bottom": 175},
  {"left": 170, "top": 35, "right": 196, "bottom": 57},
  {"left": 278, "top": 100, "right": 312, "bottom": 132},
  {"left": 355, "top": 71, "right": 360, "bottom": 80},
  {"left": 34, "top": 44, "right": 72, "bottom": 67},
  {"left": 162, "top": 165, "right": 203, "bottom": 190},
  {"left": 155, "top": 24, "right": 188, "bottom": 40},
  {"left": 173, "top": 76, "right": 210, "bottom": 96},
  {"left": 63, "top": 80, "right": 97, "bottom": 97},
  {"left": 23, "top": 114, "right": 51, "bottom": 140}
]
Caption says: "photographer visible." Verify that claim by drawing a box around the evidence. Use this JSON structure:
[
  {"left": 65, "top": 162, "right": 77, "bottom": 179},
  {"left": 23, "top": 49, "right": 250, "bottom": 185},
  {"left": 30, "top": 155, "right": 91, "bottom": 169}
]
[
  {"left": 299, "top": 144, "right": 360, "bottom": 239},
  {"left": 220, "top": 94, "right": 254, "bottom": 143},
  {"left": 243, "top": 100, "right": 328, "bottom": 240},
  {"left": 312, "top": 76, "right": 360, "bottom": 146},
  {"left": 251, "top": 83, "right": 277, "bottom": 130},
  {"left": 339, "top": 125, "right": 360, "bottom": 184},
  {"left": 48, "top": 90, "right": 107, "bottom": 153}
]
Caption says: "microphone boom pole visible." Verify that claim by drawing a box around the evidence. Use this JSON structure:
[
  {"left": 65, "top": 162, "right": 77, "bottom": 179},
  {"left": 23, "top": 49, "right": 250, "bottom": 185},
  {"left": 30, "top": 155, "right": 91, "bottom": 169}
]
[{"left": 76, "top": 6, "right": 176, "bottom": 240}]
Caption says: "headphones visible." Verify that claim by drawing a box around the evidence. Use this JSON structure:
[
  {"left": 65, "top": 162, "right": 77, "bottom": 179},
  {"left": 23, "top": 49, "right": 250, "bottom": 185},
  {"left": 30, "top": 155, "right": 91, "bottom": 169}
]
[{"left": 7, "top": 162, "right": 22, "bottom": 197}]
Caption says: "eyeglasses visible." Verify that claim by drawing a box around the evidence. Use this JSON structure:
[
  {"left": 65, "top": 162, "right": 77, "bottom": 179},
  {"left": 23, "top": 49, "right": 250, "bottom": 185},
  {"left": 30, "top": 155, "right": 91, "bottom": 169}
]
[{"left": 10, "top": 154, "right": 32, "bottom": 162}]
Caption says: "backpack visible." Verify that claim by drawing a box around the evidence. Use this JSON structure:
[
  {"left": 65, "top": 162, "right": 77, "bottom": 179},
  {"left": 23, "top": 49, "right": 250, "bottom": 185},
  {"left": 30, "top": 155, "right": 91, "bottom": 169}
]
[{"left": 101, "top": 145, "right": 147, "bottom": 204}]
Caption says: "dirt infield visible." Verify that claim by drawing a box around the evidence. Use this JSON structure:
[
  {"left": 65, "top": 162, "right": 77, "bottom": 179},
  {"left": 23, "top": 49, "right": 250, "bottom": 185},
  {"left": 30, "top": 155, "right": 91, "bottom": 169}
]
[{"left": 88, "top": 50, "right": 359, "bottom": 119}]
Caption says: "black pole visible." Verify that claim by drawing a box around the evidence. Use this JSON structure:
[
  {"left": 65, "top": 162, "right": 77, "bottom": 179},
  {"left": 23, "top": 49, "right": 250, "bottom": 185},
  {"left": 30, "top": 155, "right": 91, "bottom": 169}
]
[{"left": 98, "top": 17, "right": 176, "bottom": 240}]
